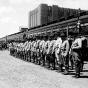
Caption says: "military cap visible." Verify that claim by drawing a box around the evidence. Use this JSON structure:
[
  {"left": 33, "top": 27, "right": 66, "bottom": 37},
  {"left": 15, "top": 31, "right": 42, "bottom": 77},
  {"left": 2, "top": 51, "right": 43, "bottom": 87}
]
[
  {"left": 77, "top": 34, "right": 83, "bottom": 38},
  {"left": 43, "top": 34, "right": 48, "bottom": 38},
  {"left": 67, "top": 35, "right": 74, "bottom": 40},
  {"left": 60, "top": 33, "right": 65, "bottom": 37}
]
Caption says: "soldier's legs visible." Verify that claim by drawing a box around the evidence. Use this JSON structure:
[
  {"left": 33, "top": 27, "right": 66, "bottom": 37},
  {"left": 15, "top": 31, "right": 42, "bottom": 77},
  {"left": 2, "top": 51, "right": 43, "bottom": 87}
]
[
  {"left": 76, "top": 61, "right": 81, "bottom": 77},
  {"left": 37, "top": 52, "right": 41, "bottom": 65},
  {"left": 11, "top": 49, "right": 13, "bottom": 56},
  {"left": 31, "top": 51, "right": 33, "bottom": 62},
  {"left": 34, "top": 52, "right": 37, "bottom": 64},
  {"left": 51, "top": 53, "right": 55, "bottom": 70},
  {"left": 59, "top": 55, "right": 64, "bottom": 72},
  {"left": 55, "top": 51, "right": 59, "bottom": 67},
  {"left": 25, "top": 52, "right": 27, "bottom": 61},
  {"left": 10, "top": 49, "right": 11, "bottom": 55},
  {"left": 46, "top": 54, "right": 50, "bottom": 68},
  {"left": 41, "top": 53, "right": 45, "bottom": 66},
  {"left": 17, "top": 51, "right": 19, "bottom": 58},
  {"left": 64, "top": 55, "right": 69, "bottom": 75},
  {"left": 26, "top": 52, "right": 28, "bottom": 61},
  {"left": 55, "top": 51, "right": 63, "bottom": 72},
  {"left": 28, "top": 51, "right": 31, "bottom": 62},
  {"left": 80, "top": 58, "right": 84, "bottom": 72},
  {"left": 32, "top": 52, "right": 36, "bottom": 63},
  {"left": 34, "top": 52, "right": 37, "bottom": 63},
  {"left": 69, "top": 54, "right": 73, "bottom": 70},
  {"left": 23, "top": 51, "right": 25, "bottom": 60},
  {"left": 32, "top": 52, "right": 34, "bottom": 63},
  {"left": 29, "top": 51, "right": 31, "bottom": 62},
  {"left": 80, "top": 49, "right": 86, "bottom": 71},
  {"left": 73, "top": 52, "right": 81, "bottom": 78},
  {"left": 24, "top": 51, "right": 26, "bottom": 60},
  {"left": 21, "top": 51, "right": 24, "bottom": 60},
  {"left": 80, "top": 51, "right": 85, "bottom": 72}
]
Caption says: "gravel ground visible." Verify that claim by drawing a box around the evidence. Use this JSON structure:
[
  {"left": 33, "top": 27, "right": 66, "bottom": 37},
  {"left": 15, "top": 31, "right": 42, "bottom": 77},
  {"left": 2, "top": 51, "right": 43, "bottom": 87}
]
[{"left": 0, "top": 50, "right": 88, "bottom": 88}]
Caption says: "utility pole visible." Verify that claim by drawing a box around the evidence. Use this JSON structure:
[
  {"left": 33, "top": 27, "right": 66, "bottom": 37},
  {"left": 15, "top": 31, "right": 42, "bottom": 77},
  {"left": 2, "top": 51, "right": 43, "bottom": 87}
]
[
  {"left": 76, "top": 8, "right": 81, "bottom": 33},
  {"left": 67, "top": 25, "right": 69, "bottom": 39}
]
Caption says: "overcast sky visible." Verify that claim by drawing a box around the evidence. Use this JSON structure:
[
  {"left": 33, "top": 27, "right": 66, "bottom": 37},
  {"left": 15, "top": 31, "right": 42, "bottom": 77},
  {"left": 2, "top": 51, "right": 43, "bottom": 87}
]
[{"left": 0, "top": 0, "right": 88, "bottom": 38}]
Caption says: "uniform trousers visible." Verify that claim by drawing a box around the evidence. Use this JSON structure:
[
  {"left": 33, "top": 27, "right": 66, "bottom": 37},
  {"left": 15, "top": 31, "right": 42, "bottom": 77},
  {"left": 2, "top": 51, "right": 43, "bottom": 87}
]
[{"left": 72, "top": 49, "right": 81, "bottom": 77}]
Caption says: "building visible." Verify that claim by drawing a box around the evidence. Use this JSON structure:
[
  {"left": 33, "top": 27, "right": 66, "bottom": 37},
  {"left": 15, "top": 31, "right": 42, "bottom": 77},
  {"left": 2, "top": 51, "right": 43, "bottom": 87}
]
[
  {"left": 19, "top": 26, "right": 28, "bottom": 32},
  {"left": 28, "top": 3, "right": 86, "bottom": 29},
  {"left": 28, "top": 4, "right": 48, "bottom": 29}
]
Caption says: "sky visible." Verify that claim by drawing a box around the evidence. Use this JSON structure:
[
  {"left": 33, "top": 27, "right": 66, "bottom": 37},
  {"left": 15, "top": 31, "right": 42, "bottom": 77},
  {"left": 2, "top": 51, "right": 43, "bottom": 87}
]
[{"left": 0, "top": 0, "right": 88, "bottom": 38}]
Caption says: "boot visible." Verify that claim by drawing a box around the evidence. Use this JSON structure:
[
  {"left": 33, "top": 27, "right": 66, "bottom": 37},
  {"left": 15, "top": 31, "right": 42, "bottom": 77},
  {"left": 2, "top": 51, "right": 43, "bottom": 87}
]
[{"left": 59, "top": 64, "right": 63, "bottom": 72}]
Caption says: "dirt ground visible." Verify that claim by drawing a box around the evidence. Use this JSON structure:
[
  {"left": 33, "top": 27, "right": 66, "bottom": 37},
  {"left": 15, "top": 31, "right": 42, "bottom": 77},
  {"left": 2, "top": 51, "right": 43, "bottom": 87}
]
[{"left": 0, "top": 50, "right": 88, "bottom": 88}]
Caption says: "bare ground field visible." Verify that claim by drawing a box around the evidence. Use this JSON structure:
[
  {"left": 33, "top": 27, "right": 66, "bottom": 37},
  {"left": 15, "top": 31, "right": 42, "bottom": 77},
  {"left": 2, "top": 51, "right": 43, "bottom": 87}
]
[{"left": 0, "top": 50, "right": 88, "bottom": 88}]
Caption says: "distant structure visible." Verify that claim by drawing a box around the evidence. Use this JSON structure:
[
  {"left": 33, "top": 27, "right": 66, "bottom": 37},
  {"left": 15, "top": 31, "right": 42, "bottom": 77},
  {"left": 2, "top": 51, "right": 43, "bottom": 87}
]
[
  {"left": 1, "top": 3, "right": 88, "bottom": 42},
  {"left": 28, "top": 3, "right": 86, "bottom": 29},
  {"left": 19, "top": 26, "right": 28, "bottom": 32}
]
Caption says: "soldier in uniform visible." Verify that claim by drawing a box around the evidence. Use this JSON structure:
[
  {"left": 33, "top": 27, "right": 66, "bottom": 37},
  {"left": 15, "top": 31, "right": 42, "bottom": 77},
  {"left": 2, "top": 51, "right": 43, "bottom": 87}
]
[
  {"left": 21, "top": 42, "right": 24, "bottom": 60},
  {"left": 28, "top": 36, "right": 33, "bottom": 62},
  {"left": 35, "top": 36, "right": 41, "bottom": 64},
  {"left": 40, "top": 35, "right": 47, "bottom": 66},
  {"left": 33, "top": 37, "right": 38, "bottom": 64},
  {"left": 44, "top": 35, "right": 50, "bottom": 67},
  {"left": 39, "top": 35, "right": 45, "bottom": 65},
  {"left": 31, "top": 39, "right": 34, "bottom": 61},
  {"left": 71, "top": 33, "right": 82, "bottom": 78},
  {"left": 27, "top": 39, "right": 32, "bottom": 62},
  {"left": 46, "top": 34, "right": 51, "bottom": 68},
  {"left": 31, "top": 37, "right": 36, "bottom": 63},
  {"left": 19, "top": 42, "right": 22, "bottom": 59},
  {"left": 56, "top": 33, "right": 65, "bottom": 72},
  {"left": 49, "top": 34, "right": 56, "bottom": 70},
  {"left": 9, "top": 42, "right": 13, "bottom": 55},
  {"left": 25, "top": 41, "right": 29, "bottom": 61},
  {"left": 46, "top": 34, "right": 56, "bottom": 69},
  {"left": 54, "top": 33, "right": 62, "bottom": 71},
  {"left": 67, "top": 34, "right": 74, "bottom": 70},
  {"left": 80, "top": 35, "right": 87, "bottom": 71},
  {"left": 61, "top": 36, "right": 70, "bottom": 75}
]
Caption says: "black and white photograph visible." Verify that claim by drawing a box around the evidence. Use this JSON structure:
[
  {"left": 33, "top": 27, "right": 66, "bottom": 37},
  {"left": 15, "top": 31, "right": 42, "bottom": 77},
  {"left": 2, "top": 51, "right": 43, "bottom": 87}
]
[{"left": 0, "top": 0, "right": 88, "bottom": 88}]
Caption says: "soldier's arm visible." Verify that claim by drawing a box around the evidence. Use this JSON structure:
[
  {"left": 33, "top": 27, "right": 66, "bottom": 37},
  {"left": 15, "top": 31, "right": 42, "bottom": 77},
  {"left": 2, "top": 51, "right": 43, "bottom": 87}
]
[
  {"left": 72, "top": 39, "right": 81, "bottom": 49},
  {"left": 66, "top": 41, "right": 70, "bottom": 54}
]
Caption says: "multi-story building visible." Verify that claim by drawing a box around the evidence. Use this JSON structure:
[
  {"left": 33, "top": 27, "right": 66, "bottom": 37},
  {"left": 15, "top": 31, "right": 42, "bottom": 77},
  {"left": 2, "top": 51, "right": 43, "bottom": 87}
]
[{"left": 28, "top": 4, "right": 86, "bottom": 29}]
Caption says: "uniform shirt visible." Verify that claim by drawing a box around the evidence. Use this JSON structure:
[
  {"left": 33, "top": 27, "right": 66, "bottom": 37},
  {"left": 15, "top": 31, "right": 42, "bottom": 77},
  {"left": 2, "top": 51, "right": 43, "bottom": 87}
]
[
  {"left": 44, "top": 40, "right": 50, "bottom": 54},
  {"left": 81, "top": 36, "right": 87, "bottom": 48},
  {"left": 35, "top": 40, "right": 41, "bottom": 53},
  {"left": 52, "top": 40, "right": 56, "bottom": 54},
  {"left": 55, "top": 37, "right": 62, "bottom": 49},
  {"left": 39, "top": 40, "right": 45, "bottom": 53},
  {"left": 61, "top": 39, "right": 69, "bottom": 56},
  {"left": 31, "top": 41, "right": 34, "bottom": 52},
  {"left": 25, "top": 42, "right": 29, "bottom": 52},
  {"left": 36, "top": 40, "right": 41, "bottom": 49},
  {"left": 47, "top": 40, "right": 55, "bottom": 54},
  {"left": 54, "top": 37, "right": 62, "bottom": 54},
  {"left": 32, "top": 41, "right": 37, "bottom": 52},
  {"left": 28, "top": 42, "right": 31, "bottom": 50},
  {"left": 71, "top": 38, "right": 82, "bottom": 49}
]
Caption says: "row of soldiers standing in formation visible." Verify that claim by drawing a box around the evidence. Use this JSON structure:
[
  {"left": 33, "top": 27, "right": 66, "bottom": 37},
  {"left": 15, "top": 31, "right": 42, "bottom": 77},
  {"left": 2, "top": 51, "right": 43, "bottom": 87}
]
[{"left": 8, "top": 32, "right": 87, "bottom": 78}]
